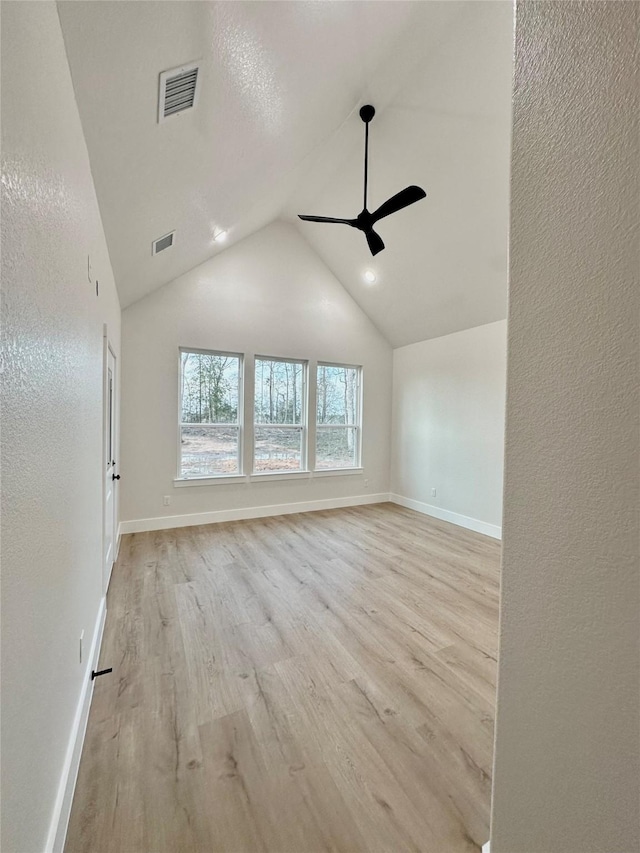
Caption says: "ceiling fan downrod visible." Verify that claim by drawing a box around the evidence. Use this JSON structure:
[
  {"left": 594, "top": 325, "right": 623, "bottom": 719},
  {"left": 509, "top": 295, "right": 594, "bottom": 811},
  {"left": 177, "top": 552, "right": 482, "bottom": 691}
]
[{"left": 360, "top": 104, "right": 375, "bottom": 211}]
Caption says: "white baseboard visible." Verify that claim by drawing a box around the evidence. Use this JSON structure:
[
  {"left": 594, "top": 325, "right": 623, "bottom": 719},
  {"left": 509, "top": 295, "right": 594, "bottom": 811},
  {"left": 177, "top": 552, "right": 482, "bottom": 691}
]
[
  {"left": 120, "top": 493, "right": 391, "bottom": 534},
  {"left": 389, "top": 493, "right": 502, "bottom": 540},
  {"left": 482, "top": 843, "right": 491, "bottom": 853},
  {"left": 46, "top": 596, "right": 107, "bottom": 853}
]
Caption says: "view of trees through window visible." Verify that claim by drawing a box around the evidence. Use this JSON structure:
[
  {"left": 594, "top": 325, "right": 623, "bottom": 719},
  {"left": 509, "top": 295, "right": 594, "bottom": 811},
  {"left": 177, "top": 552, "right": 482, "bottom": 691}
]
[
  {"left": 180, "top": 351, "right": 240, "bottom": 477},
  {"left": 316, "top": 364, "right": 360, "bottom": 469},
  {"left": 178, "top": 351, "right": 361, "bottom": 478},
  {"left": 254, "top": 358, "right": 304, "bottom": 472}
]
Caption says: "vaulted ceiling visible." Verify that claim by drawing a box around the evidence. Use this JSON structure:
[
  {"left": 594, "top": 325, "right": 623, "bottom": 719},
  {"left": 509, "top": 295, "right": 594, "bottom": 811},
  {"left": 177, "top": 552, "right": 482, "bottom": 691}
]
[{"left": 57, "top": 0, "right": 513, "bottom": 347}]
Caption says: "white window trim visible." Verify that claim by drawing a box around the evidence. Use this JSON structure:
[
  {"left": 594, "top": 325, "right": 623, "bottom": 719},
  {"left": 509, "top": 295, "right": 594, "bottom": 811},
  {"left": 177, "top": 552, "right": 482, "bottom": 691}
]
[
  {"left": 174, "top": 474, "right": 247, "bottom": 487},
  {"left": 173, "top": 468, "right": 360, "bottom": 487},
  {"left": 253, "top": 423, "right": 304, "bottom": 428},
  {"left": 250, "top": 470, "right": 311, "bottom": 482},
  {"left": 178, "top": 347, "right": 244, "bottom": 479},
  {"left": 174, "top": 352, "right": 363, "bottom": 483},
  {"left": 316, "top": 423, "right": 359, "bottom": 429},
  {"left": 312, "top": 466, "right": 364, "bottom": 477}
]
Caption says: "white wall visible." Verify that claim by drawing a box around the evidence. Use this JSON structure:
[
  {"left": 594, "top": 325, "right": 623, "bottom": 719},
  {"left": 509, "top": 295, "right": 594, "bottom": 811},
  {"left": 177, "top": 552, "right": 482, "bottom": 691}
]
[
  {"left": 120, "top": 222, "right": 392, "bottom": 528},
  {"left": 0, "top": 3, "right": 121, "bottom": 851},
  {"left": 291, "top": 0, "right": 513, "bottom": 349},
  {"left": 491, "top": 3, "right": 639, "bottom": 852},
  {"left": 390, "top": 321, "right": 506, "bottom": 537}
]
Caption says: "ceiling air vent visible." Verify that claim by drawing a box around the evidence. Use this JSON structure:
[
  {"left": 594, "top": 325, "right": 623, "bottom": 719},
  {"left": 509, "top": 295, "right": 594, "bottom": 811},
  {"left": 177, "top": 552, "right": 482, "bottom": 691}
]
[
  {"left": 152, "top": 231, "right": 175, "bottom": 255},
  {"left": 158, "top": 61, "right": 200, "bottom": 123}
]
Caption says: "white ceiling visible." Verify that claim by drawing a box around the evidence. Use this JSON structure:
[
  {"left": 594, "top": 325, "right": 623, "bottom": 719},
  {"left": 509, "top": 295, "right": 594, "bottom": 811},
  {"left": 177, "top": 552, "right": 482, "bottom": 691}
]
[{"left": 58, "top": 0, "right": 513, "bottom": 346}]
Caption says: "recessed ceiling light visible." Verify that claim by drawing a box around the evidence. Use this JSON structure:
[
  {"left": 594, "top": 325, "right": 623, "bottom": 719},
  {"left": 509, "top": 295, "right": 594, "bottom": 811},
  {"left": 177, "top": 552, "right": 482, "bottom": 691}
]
[
  {"left": 214, "top": 230, "right": 227, "bottom": 243},
  {"left": 363, "top": 269, "right": 376, "bottom": 284}
]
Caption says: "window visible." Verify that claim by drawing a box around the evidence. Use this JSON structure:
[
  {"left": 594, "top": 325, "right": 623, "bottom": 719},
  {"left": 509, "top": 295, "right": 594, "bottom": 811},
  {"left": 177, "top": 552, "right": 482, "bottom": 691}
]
[
  {"left": 316, "top": 363, "right": 361, "bottom": 469},
  {"left": 179, "top": 349, "right": 242, "bottom": 478},
  {"left": 177, "top": 351, "right": 361, "bottom": 482},
  {"left": 254, "top": 356, "right": 306, "bottom": 473}
]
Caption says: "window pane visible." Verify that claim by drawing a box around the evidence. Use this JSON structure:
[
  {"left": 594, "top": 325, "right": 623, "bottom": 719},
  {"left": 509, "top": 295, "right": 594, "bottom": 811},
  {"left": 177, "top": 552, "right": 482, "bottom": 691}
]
[
  {"left": 181, "top": 351, "right": 239, "bottom": 424},
  {"left": 316, "top": 427, "right": 358, "bottom": 469},
  {"left": 254, "top": 427, "right": 302, "bottom": 472},
  {"left": 180, "top": 425, "right": 239, "bottom": 477},
  {"left": 317, "top": 365, "right": 358, "bottom": 424},
  {"left": 255, "top": 358, "right": 304, "bottom": 424}
]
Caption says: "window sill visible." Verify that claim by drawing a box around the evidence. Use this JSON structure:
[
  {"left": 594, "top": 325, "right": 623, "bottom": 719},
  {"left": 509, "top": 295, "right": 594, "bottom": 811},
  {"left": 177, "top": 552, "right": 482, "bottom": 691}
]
[
  {"left": 174, "top": 474, "right": 247, "bottom": 487},
  {"left": 312, "top": 467, "right": 364, "bottom": 477},
  {"left": 250, "top": 470, "right": 312, "bottom": 482},
  {"left": 173, "top": 468, "right": 364, "bottom": 486}
]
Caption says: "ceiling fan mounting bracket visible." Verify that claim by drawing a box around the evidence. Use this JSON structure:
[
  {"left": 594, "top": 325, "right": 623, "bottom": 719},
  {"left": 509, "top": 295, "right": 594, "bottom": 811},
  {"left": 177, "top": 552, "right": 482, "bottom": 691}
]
[{"left": 359, "top": 104, "right": 375, "bottom": 123}]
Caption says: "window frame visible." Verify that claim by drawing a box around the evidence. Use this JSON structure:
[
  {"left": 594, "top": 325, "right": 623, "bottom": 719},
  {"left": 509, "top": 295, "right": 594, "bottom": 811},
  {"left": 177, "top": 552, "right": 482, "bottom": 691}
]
[
  {"left": 315, "top": 361, "right": 362, "bottom": 471},
  {"left": 253, "top": 354, "right": 309, "bottom": 475},
  {"left": 177, "top": 346, "right": 244, "bottom": 480}
]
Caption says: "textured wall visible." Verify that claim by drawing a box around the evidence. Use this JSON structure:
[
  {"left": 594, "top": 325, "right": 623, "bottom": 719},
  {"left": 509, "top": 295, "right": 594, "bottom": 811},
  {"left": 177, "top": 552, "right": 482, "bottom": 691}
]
[
  {"left": 0, "top": 3, "right": 121, "bottom": 850},
  {"left": 391, "top": 320, "right": 506, "bottom": 532},
  {"left": 491, "top": 3, "right": 639, "bottom": 851},
  {"left": 120, "top": 221, "right": 392, "bottom": 525}
]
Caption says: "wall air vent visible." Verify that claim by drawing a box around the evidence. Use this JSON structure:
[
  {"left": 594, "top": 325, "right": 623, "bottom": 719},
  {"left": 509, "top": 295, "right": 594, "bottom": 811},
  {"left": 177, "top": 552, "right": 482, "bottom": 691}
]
[
  {"left": 152, "top": 231, "right": 175, "bottom": 255},
  {"left": 158, "top": 61, "right": 200, "bottom": 123}
]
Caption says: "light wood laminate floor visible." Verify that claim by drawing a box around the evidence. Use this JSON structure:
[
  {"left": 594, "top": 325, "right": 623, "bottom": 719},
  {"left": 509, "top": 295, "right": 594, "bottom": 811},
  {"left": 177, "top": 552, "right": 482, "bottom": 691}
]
[{"left": 66, "top": 503, "right": 500, "bottom": 853}]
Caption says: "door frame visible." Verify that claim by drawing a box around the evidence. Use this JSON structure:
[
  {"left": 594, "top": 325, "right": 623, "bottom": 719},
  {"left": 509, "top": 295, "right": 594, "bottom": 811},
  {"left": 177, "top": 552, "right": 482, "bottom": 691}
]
[{"left": 102, "top": 328, "right": 118, "bottom": 594}]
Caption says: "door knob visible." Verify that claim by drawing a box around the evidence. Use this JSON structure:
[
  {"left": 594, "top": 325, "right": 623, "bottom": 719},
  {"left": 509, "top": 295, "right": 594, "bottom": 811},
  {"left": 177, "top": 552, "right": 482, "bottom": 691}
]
[{"left": 112, "top": 473, "right": 121, "bottom": 481}]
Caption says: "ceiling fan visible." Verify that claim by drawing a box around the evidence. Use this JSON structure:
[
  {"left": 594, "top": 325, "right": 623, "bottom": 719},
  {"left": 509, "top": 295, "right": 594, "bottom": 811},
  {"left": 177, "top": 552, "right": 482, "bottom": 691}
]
[{"left": 298, "top": 104, "right": 426, "bottom": 256}]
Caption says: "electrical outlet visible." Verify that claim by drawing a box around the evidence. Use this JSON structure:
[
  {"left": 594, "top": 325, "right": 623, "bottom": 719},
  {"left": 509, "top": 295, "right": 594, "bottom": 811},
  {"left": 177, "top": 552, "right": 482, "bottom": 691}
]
[
  {"left": 79, "top": 630, "right": 84, "bottom": 664},
  {"left": 163, "top": 495, "right": 171, "bottom": 506},
  {"left": 431, "top": 488, "right": 437, "bottom": 498},
  {"left": 364, "top": 478, "right": 369, "bottom": 489}
]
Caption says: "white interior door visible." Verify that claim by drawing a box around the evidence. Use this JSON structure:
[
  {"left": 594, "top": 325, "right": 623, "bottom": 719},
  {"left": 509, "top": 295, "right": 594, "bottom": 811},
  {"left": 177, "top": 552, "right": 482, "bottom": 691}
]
[{"left": 103, "top": 344, "right": 117, "bottom": 592}]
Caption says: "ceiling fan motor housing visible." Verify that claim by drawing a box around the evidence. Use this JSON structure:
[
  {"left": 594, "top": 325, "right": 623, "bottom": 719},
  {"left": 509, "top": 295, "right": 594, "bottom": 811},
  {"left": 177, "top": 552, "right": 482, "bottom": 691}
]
[{"left": 359, "top": 104, "right": 375, "bottom": 123}]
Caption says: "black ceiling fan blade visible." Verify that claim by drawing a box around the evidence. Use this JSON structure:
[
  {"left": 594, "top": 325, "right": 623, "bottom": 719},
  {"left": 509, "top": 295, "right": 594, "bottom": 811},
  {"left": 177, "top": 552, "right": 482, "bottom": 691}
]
[
  {"left": 298, "top": 215, "right": 356, "bottom": 226},
  {"left": 371, "top": 185, "right": 426, "bottom": 223},
  {"left": 365, "top": 229, "right": 385, "bottom": 256}
]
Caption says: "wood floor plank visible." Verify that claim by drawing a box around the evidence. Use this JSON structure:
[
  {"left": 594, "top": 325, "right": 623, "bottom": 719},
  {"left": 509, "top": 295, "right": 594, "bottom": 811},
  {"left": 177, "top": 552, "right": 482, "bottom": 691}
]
[{"left": 65, "top": 503, "right": 500, "bottom": 852}]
